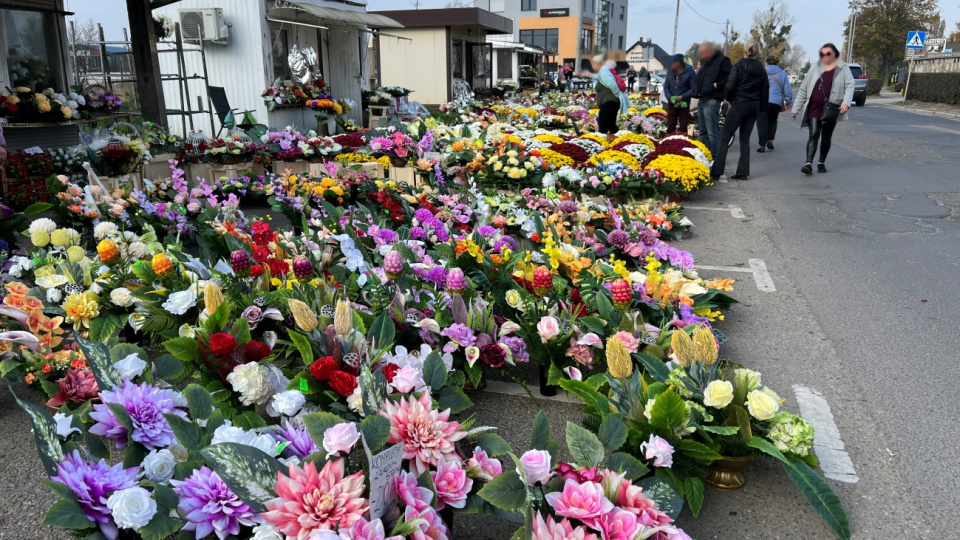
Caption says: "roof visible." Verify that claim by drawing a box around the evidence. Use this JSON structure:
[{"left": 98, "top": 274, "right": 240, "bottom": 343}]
[
  {"left": 369, "top": 8, "right": 512, "bottom": 34},
  {"left": 275, "top": 1, "right": 403, "bottom": 28},
  {"left": 626, "top": 40, "right": 672, "bottom": 67}
]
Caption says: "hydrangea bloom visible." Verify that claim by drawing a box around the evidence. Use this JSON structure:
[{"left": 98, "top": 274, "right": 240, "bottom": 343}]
[
  {"left": 381, "top": 392, "right": 467, "bottom": 476},
  {"left": 262, "top": 459, "right": 368, "bottom": 536},
  {"left": 52, "top": 450, "right": 139, "bottom": 540},
  {"left": 172, "top": 466, "right": 261, "bottom": 540},
  {"left": 88, "top": 380, "right": 187, "bottom": 450}
]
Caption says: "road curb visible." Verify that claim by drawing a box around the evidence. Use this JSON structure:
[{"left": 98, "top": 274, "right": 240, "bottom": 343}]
[{"left": 878, "top": 102, "right": 960, "bottom": 121}]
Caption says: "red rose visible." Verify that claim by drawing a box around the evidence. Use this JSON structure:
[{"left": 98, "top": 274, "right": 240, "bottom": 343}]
[
  {"left": 329, "top": 371, "right": 358, "bottom": 397},
  {"left": 252, "top": 245, "right": 270, "bottom": 263},
  {"left": 382, "top": 363, "right": 400, "bottom": 383},
  {"left": 480, "top": 343, "right": 507, "bottom": 368},
  {"left": 209, "top": 332, "right": 238, "bottom": 356},
  {"left": 244, "top": 340, "right": 271, "bottom": 363},
  {"left": 250, "top": 264, "right": 265, "bottom": 277},
  {"left": 309, "top": 356, "right": 339, "bottom": 382},
  {"left": 267, "top": 258, "right": 289, "bottom": 277}
]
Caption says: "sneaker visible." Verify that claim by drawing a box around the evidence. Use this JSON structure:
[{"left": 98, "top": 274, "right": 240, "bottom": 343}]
[
  {"left": 710, "top": 175, "right": 721, "bottom": 182},
  {"left": 767, "top": 141, "right": 775, "bottom": 150},
  {"left": 731, "top": 174, "right": 748, "bottom": 180},
  {"left": 756, "top": 146, "right": 766, "bottom": 153},
  {"left": 817, "top": 163, "right": 827, "bottom": 173},
  {"left": 801, "top": 164, "right": 813, "bottom": 175}
]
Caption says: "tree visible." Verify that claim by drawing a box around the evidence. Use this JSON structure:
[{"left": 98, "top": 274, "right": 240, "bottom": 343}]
[
  {"left": 842, "top": 0, "right": 940, "bottom": 79},
  {"left": 684, "top": 42, "right": 700, "bottom": 65},
  {"left": 949, "top": 20, "right": 960, "bottom": 42},
  {"left": 750, "top": 0, "right": 794, "bottom": 58},
  {"left": 780, "top": 43, "right": 807, "bottom": 72},
  {"left": 728, "top": 42, "right": 746, "bottom": 64}
]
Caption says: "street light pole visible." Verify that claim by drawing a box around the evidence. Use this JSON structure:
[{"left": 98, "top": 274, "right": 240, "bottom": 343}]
[
  {"left": 673, "top": 0, "right": 680, "bottom": 53},
  {"left": 847, "top": 1, "right": 860, "bottom": 63}
]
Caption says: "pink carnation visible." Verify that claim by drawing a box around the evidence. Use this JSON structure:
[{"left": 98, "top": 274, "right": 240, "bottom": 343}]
[{"left": 566, "top": 340, "right": 595, "bottom": 365}]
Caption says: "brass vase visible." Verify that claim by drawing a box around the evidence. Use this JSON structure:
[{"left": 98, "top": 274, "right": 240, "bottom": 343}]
[
  {"left": 705, "top": 455, "right": 755, "bottom": 491},
  {"left": 462, "top": 376, "right": 487, "bottom": 393}
]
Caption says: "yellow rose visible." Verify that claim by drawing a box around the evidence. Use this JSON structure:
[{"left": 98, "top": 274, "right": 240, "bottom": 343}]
[
  {"left": 702, "top": 380, "right": 734, "bottom": 409},
  {"left": 746, "top": 388, "right": 780, "bottom": 420},
  {"left": 505, "top": 289, "right": 522, "bottom": 310}
]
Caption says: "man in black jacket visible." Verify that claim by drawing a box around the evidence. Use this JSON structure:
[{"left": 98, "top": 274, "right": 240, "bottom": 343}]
[
  {"left": 693, "top": 41, "right": 731, "bottom": 156},
  {"left": 709, "top": 43, "right": 769, "bottom": 180}
]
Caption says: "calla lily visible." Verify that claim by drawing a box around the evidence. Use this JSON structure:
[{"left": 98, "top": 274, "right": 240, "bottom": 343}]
[
  {"left": 0, "top": 331, "right": 40, "bottom": 353},
  {"left": 465, "top": 346, "right": 480, "bottom": 368},
  {"left": 679, "top": 282, "right": 708, "bottom": 296},
  {"left": 414, "top": 317, "right": 441, "bottom": 333},
  {"left": 577, "top": 333, "right": 603, "bottom": 348},
  {"left": 564, "top": 366, "right": 582, "bottom": 381},
  {"left": 498, "top": 320, "right": 521, "bottom": 337},
  {"left": 0, "top": 306, "right": 28, "bottom": 325}
]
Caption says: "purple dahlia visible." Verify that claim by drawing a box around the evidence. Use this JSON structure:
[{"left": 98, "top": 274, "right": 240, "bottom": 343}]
[
  {"left": 172, "top": 466, "right": 260, "bottom": 540},
  {"left": 52, "top": 450, "right": 139, "bottom": 540},
  {"left": 88, "top": 380, "right": 187, "bottom": 451}
]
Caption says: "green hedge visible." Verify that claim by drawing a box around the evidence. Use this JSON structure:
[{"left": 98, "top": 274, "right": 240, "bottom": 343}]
[
  {"left": 906, "top": 73, "right": 960, "bottom": 104},
  {"left": 866, "top": 79, "right": 884, "bottom": 95}
]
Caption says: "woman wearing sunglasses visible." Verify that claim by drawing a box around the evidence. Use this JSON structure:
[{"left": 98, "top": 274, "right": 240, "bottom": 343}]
[{"left": 791, "top": 43, "right": 855, "bottom": 174}]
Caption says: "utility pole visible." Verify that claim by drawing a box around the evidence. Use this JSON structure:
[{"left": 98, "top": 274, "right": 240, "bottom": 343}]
[
  {"left": 723, "top": 19, "right": 730, "bottom": 54},
  {"left": 672, "top": 0, "right": 680, "bottom": 53},
  {"left": 846, "top": 0, "right": 860, "bottom": 63}
]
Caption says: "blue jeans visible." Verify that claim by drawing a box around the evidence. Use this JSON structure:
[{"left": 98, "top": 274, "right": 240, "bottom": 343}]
[{"left": 699, "top": 98, "right": 722, "bottom": 157}]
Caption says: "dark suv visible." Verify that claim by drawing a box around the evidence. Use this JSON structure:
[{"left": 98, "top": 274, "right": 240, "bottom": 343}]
[{"left": 848, "top": 63, "right": 868, "bottom": 106}]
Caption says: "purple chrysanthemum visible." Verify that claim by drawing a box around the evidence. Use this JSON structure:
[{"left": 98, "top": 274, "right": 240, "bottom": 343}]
[
  {"left": 172, "top": 466, "right": 260, "bottom": 540},
  {"left": 638, "top": 227, "right": 660, "bottom": 247},
  {"left": 52, "top": 450, "right": 139, "bottom": 540},
  {"left": 499, "top": 335, "right": 530, "bottom": 362},
  {"left": 375, "top": 227, "right": 397, "bottom": 245},
  {"left": 607, "top": 229, "right": 632, "bottom": 249},
  {"left": 426, "top": 265, "right": 448, "bottom": 285},
  {"left": 413, "top": 208, "right": 435, "bottom": 223},
  {"left": 89, "top": 380, "right": 187, "bottom": 450},
  {"left": 270, "top": 420, "right": 320, "bottom": 459},
  {"left": 557, "top": 200, "right": 579, "bottom": 214},
  {"left": 410, "top": 226, "right": 426, "bottom": 240},
  {"left": 478, "top": 225, "right": 496, "bottom": 237}
]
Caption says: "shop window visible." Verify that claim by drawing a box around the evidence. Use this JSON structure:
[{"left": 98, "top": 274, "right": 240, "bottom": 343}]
[
  {"left": 620, "top": 5, "right": 625, "bottom": 20},
  {"left": 2, "top": 9, "right": 61, "bottom": 89},
  {"left": 521, "top": 0, "right": 537, "bottom": 11},
  {"left": 496, "top": 49, "right": 512, "bottom": 79},
  {"left": 520, "top": 29, "right": 558, "bottom": 54},
  {"left": 271, "top": 28, "right": 291, "bottom": 81}
]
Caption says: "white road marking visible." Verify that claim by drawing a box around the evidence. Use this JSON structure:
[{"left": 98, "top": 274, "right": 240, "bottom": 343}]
[
  {"left": 792, "top": 385, "right": 859, "bottom": 483},
  {"left": 684, "top": 204, "right": 746, "bottom": 219},
  {"left": 482, "top": 380, "right": 582, "bottom": 404},
  {"left": 697, "top": 259, "right": 776, "bottom": 292}
]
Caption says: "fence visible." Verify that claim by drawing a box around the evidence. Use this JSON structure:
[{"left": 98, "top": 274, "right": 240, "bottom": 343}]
[{"left": 68, "top": 22, "right": 139, "bottom": 109}]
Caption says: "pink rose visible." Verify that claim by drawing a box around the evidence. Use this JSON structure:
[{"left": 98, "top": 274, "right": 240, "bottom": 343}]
[
  {"left": 612, "top": 331, "right": 640, "bottom": 353},
  {"left": 590, "top": 177, "right": 601, "bottom": 188},
  {"left": 322, "top": 422, "right": 359, "bottom": 455},
  {"left": 431, "top": 459, "right": 473, "bottom": 510},
  {"left": 518, "top": 449, "right": 553, "bottom": 485},
  {"left": 187, "top": 202, "right": 201, "bottom": 213},
  {"left": 389, "top": 364, "right": 424, "bottom": 394},
  {"left": 555, "top": 462, "right": 599, "bottom": 483},
  {"left": 465, "top": 447, "right": 502, "bottom": 481},
  {"left": 544, "top": 479, "right": 614, "bottom": 529},
  {"left": 537, "top": 316, "right": 561, "bottom": 342},
  {"left": 639, "top": 434, "right": 674, "bottom": 468}
]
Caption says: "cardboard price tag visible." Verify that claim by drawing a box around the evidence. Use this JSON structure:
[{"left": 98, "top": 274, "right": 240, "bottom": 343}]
[{"left": 361, "top": 433, "right": 404, "bottom": 520}]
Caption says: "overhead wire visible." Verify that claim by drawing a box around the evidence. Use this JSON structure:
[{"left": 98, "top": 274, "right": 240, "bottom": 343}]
[{"left": 681, "top": 0, "right": 725, "bottom": 26}]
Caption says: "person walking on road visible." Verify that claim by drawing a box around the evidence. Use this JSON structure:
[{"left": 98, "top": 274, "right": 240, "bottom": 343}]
[
  {"left": 791, "top": 43, "right": 854, "bottom": 175},
  {"left": 757, "top": 55, "right": 793, "bottom": 152},
  {"left": 592, "top": 55, "right": 629, "bottom": 134},
  {"left": 709, "top": 42, "right": 768, "bottom": 181},
  {"left": 663, "top": 54, "right": 695, "bottom": 134},
  {"left": 637, "top": 66, "right": 650, "bottom": 92},
  {"left": 626, "top": 67, "right": 637, "bottom": 93},
  {"left": 692, "top": 41, "right": 732, "bottom": 157}
]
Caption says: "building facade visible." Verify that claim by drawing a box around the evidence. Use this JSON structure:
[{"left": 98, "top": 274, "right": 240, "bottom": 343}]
[
  {"left": 625, "top": 38, "right": 673, "bottom": 74},
  {"left": 473, "top": 0, "right": 628, "bottom": 71}
]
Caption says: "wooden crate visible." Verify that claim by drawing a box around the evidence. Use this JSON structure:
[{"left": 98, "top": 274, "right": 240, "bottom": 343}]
[
  {"left": 389, "top": 166, "right": 416, "bottom": 185},
  {"left": 209, "top": 162, "right": 255, "bottom": 180}
]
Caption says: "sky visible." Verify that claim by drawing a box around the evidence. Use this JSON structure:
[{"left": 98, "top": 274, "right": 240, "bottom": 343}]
[{"left": 66, "top": 0, "right": 960, "bottom": 64}]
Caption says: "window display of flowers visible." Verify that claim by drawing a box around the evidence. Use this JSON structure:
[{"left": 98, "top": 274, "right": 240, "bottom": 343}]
[
  {"left": 0, "top": 87, "right": 75, "bottom": 122},
  {"left": 80, "top": 87, "right": 123, "bottom": 114}
]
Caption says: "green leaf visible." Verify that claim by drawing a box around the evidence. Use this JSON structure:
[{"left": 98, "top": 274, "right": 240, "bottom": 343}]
[
  {"left": 635, "top": 352, "right": 671, "bottom": 383},
  {"left": 13, "top": 391, "right": 65, "bottom": 476},
  {"left": 477, "top": 469, "right": 527, "bottom": 511},
  {"left": 422, "top": 351, "right": 447, "bottom": 391},
  {"left": 288, "top": 331, "right": 314, "bottom": 366},
  {"left": 725, "top": 404, "right": 753, "bottom": 442},
  {"left": 232, "top": 410, "right": 267, "bottom": 430},
  {"left": 109, "top": 343, "right": 147, "bottom": 363},
  {"left": 648, "top": 390, "right": 686, "bottom": 430},
  {"left": 608, "top": 451, "right": 650, "bottom": 480},
  {"left": 23, "top": 202, "right": 53, "bottom": 215},
  {"left": 676, "top": 439, "right": 723, "bottom": 463},
  {"left": 565, "top": 421, "right": 605, "bottom": 468},
  {"left": 302, "top": 411, "right": 344, "bottom": 443},
  {"left": 234, "top": 316, "right": 251, "bottom": 344},
  {"left": 638, "top": 476, "right": 684, "bottom": 519},
  {"left": 747, "top": 436, "right": 788, "bottom": 462},
  {"left": 140, "top": 510, "right": 183, "bottom": 540},
  {"left": 782, "top": 457, "right": 851, "bottom": 540},
  {"left": 164, "top": 414, "right": 203, "bottom": 449},
  {"left": 598, "top": 414, "right": 627, "bottom": 451},
  {"left": 75, "top": 336, "right": 122, "bottom": 390},
  {"left": 578, "top": 316, "right": 606, "bottom": 336},
  {"left": 154, "top": 354, "right": 187, "bottom": 381},
  {"left": 438, "top": 385, "right": 473, "bottom": 414},
  {"left": 358, "top": 415, "right": 391, "bottom": 453},
  {"left": 42, "top": 497, "right": 95, "bottom": 530},
  {"left": 0, "top": 357, "right": 19, "bottom": 377},
  {"left": 89, "top": 314, "right": 123, "bottom": 342},
  {"left": 475, "top": 433, "right": 512, "bottom": 457},
  {"left": 684, "top": 477, "right": 705, "bottom": 518},
  {"left": 701, "top": 425, "right": 740, "bottom": 436},
  {"left": 530, "top": 411, "right": 553, "bottom": 451},
  {"left": 557, "top": 379, "right": 610, "bottom": 416},
  {"left": 201, "top": 442, "right": 285, "bottom": 513},
  {"left": 163, "top": 337, "right": 199, "bottom": 364},
  {"left": 183, "top": 384, "right": 213, "bottom": 420},
  {"left": 367, "top": 311, "right": 396, "bottom": 350}
]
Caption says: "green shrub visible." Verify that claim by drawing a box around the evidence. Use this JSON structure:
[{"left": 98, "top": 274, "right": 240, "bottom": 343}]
[
  {"left": 866, "top": 79, "right": 884, "bottom": 95},
  {"left": 906, "top": 73, "right": 960, "bottom": 104}
]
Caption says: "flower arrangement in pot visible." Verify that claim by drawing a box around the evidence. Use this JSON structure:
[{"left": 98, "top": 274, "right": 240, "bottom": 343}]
[
  {"left": 364, "top": 127, "right": 420, "bottom": 168},
  {"left": 86, "top": 136, "right": 147, "bottom": 178},
  {"left": 152, "top": 12, "right": 174, "bottom": 40}
]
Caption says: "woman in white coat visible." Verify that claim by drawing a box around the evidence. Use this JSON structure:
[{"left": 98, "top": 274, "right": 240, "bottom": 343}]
[{"left": 791, "top": 43, "right": 854, "bottom": 175}]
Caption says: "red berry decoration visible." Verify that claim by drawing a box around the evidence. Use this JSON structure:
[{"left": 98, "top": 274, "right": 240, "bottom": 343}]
[
  {"left": 611, "top": 279, "right": 633, "bottom": 310},
  {"left": 292, "top": 256, "right": 313, "bottom": 278},
  {"left": 532, "top": 266, "right": 553, "bottom": 296},
  {"left": 230, "top": 250, "right": 251, "bottom": 276}
]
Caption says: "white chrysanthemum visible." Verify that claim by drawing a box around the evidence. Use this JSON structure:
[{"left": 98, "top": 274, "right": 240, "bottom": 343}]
[
  {"left": 106, "top": 487, "right": 157, "bottom": 530},
  {"left": 28, "top": 218, "right": 56, "bottom": 235},
  {"left": 127, "top": 241, "right": 148, "bottom": 259},
  {"left": 251, "top": 522, "right": 284, "bottom": 540},
  {"left": 46, "top": 287, "right": 62, "bottom": 303},
  {"left": 94, "top": 222, "right": 119, "bottom": 240},
  {"left": 226, "top": 363, "right": 272, "bottom": 406}
]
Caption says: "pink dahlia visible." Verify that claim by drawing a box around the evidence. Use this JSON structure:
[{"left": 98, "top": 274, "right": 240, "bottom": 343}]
[
  {"left": 46, "top": 368, "right": 99, "bottom": 408},
  {"left": 431, "top": 459, "right": 472, "bottom": 510},
  {"left": 380, "top": 392, "right": 467, "bottom": 476},
  {"left": 606, "top": 472, "right": 674, "bottom": 528},
  {"left": 404, "top": 506, "right": 451, "bottom": 540},
  {"left": 262, "top": 458, "right": 368, "bottom": 536},
  {"left": 544, "top": 479, "right": 614, "bottom": 529},
  {"left": 531, "top": 511, "right": 598, "bottom": 540},
  {"left": 394, "top": 470, "right": 433, "bottom": 512}
]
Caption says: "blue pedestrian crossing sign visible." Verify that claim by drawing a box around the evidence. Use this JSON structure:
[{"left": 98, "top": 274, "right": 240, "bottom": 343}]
[{"left": 906, "top": 31, "right": 926, "bottom": 49}]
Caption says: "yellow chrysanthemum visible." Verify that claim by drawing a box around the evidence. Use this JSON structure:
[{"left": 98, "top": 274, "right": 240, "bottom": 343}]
[
  {"left": 533, "top": 134, "right": 565, "bottom": 144},
  {"left": 611, "top": 132, "right": 656, "bottom": 150},
  {"left": 587, "top": 150, "right": 641, "bottom": 170},
  {"left": 689, "top": 138, "right": 713, "bottom": 162},
  {"left": 66, "top": 246, "right": 86, "bottom": 263},
  {"left": 30, "top": 230, "right": 50, "bottom": 247},
  {"left": 643, "top": 107, "right": 666, "bottom": 117},
  {"left": 50, "top": 229, "right": 71, "bottom": 247},
  {"left": 645, "top": 154, "right": 711, "bottom": 193},
  {"left": 538, "top": 149, "right": 575, "bottom": 169},
  {"left": 63, "top": 292, "right": 100, "bottom": 330},
  {"left": 580, "top": 132, "right": 611, "bottom": 147}
]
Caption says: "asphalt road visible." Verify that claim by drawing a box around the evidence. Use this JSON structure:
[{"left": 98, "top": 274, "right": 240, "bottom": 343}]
[{"left": 4, "top": 100, "right": 959, "bottom": 539}]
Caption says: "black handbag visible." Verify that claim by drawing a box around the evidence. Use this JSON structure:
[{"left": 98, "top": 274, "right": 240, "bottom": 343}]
[{"left": 818, "top": 76, "right": 841, "bottom": 123}]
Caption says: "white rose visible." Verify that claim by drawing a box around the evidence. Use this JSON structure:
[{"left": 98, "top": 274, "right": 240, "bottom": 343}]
[
  {"left": 142, "top": 449, "right": 178, "bottom": 484},
  {"left": 46, "top": 287, "right": 62, "bottom": 303},
  {"left": 266, "top": 389, "right": 306, "bottom": 418},
  {"left": 518, "top": 449, "right": 553, "bottom": 485},
  {"left": 162, "top": 289, "right": 196, "bottom": 315},
  {"left": 537, "top": 316, "right": 561, "bottom": 341},
  {"left": 211, "top": 423, "right": 279, "bottom": 455},
  {"left": 114, "top": 353, "right": 147, "bottom": 380},
  {"left": 746, "top": 388, "right": 781, "bottom": 421},
  {"left": 110, "top": 287, "right": 135, "bottom": 307},
  {"left": 8, "top": 265, "right": 21, "bottom": 278},
  {"left": 251, "top": 523, "right": 284, "bottom": 540},
  {"left": 390, "top": 365, "right": 424, "bottom": 394},
  {"left": 703, "top": 380, "right": 734, "bottom": 409},
  {"left": 106, "top": 487, "right": 157, "bottom": 530}
]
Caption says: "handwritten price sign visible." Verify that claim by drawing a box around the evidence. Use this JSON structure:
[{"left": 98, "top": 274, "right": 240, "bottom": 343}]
[{"left": 362, "top": 435, "right": 404, "bottom": 520}]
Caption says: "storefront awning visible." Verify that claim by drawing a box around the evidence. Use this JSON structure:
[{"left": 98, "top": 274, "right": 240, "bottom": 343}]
[{"left": 273, "top": 1, "right": 403, "bottom": 29}]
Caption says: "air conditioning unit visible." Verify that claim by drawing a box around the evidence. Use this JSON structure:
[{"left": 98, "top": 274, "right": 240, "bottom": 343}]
[{"left": 179, "top": 8, "right": 229, "bottom": 44}]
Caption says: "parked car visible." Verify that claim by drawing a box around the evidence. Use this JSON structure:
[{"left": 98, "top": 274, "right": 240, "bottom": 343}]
[
  {"left": 848, "top": 62, "right": 868, "bottom": 106},
  {"left": 648, "top": 74, "right": 664, "bottom": 94}
]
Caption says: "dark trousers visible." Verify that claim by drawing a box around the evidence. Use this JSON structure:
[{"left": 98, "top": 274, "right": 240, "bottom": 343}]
[
  {"left": 597, "top": 100, "right": 620, "bottom": 134},
  {"left": 665, "top": 102, "right": 690, "bottom": 134},
  {"left": 757, "top": 103, "right": 783, "bottom": 145},
  {"left": 806, "top": 117, "right": 837, "bottom": 164},
  {"left": 710, "top": 101, "right": 759, "bottom": 178}
]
